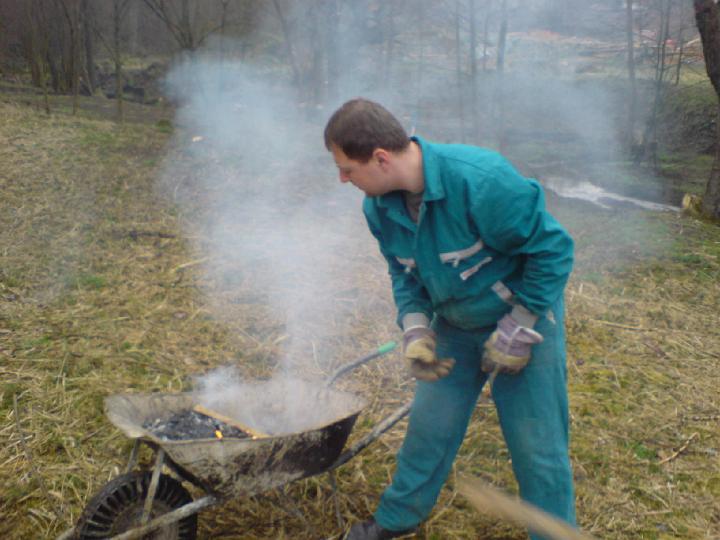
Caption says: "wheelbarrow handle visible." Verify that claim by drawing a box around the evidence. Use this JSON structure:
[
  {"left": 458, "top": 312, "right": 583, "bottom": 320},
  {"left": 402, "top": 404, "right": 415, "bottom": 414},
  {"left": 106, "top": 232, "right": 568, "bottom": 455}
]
[{"left": 326, "top": 341, "right": 397, "bottom": 387}]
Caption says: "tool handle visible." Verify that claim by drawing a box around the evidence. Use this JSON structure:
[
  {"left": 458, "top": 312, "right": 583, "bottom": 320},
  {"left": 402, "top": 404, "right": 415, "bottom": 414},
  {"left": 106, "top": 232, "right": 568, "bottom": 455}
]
[
  {"left": 458, "top": 476, "right": 597, "bottom": 540},
  {"left": 326, "top": 341, "right": 397, "bottom": 387}
]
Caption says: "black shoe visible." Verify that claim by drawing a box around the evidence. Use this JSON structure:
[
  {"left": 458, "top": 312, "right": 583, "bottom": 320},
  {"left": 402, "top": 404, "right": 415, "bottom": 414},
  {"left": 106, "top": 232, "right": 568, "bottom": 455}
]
[{"left": 344, "top": 518, "right": 415, "bottom": 540}]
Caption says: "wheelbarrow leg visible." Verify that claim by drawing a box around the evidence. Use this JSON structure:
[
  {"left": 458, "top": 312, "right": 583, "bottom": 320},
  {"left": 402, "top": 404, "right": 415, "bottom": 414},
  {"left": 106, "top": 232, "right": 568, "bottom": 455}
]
[
  {"left": 327, "top": 469, "right": 344, "bottom": 529},
  {"left": 140, "top": 448, "right": 165, "bottom": 525},
  {"left": 125, "top": 439, "right": 141, "bottom": 473},
  {"left": 108, "top": 495, "right": 217, "bottom": 540}
]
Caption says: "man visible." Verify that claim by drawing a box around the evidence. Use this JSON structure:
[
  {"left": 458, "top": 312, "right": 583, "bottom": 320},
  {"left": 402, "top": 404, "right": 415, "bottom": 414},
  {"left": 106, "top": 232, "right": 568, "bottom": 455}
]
[{"left": 325, "top": 98, "right": 575, "bottom": 540}]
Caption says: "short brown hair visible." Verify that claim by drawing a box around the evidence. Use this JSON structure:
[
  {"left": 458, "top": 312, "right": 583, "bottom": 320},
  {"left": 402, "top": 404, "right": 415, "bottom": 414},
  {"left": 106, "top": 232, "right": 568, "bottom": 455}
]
[{"left": 324, "top": 98, "right": 410, "bottom": 162}]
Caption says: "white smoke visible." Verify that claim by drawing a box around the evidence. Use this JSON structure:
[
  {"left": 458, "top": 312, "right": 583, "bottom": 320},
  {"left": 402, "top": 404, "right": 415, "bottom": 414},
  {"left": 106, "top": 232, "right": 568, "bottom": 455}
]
[
  {"left": 193, "top": 366, "right": 364, "bottom": 435},
  {"left": 154, "top": 51, "right": 391, "bottom": 432}
]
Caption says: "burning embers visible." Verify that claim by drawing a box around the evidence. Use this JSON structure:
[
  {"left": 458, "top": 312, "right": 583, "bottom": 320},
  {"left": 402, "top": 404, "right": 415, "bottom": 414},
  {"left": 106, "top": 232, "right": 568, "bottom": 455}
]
[{"left": 143, "top": 409, "right": 252, "bottom": 441}]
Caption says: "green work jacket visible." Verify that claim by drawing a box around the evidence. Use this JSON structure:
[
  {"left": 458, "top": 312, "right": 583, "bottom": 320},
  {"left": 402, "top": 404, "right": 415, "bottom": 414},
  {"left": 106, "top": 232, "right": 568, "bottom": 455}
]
[{"left": 363, "top": 136, "right": 574, "bottom": 331}]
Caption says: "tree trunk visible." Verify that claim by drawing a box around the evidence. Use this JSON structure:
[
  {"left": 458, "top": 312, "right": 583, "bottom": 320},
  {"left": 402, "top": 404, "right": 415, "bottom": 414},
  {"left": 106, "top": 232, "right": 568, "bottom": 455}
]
[
  {"left": 675, "top": 30, "right": 685, "bottom": 85},
  {"left": 379, "top": 0, "right": 393, "bottom": 93},
  {"left": 482, "top": 2, "right": 491, "bottom": 72},
  {"left": 324, "top": 0, "right": 339, "bottom": 103},
  {"left": 72, "top": 8, "right": 80, "bottom": 114},
  {"left": 497, "top": 0, "right": 508, "bottom": 72},
  {"left": 25, "top": 0, "right": 52, "bottom": 114},
  {"left": 82, "top": 0, "right": 96, "bottom": 94},
  {"left": 495, "top": 0, "right": 508, "bottom": 153},
  {"left": 639, "top": 0, "right": 671, "bottom": 169},
  {"left": 455, "top": 0, "right": 466, "bottom": 143},
  {"left": 47, "top": 46, "right": 61, "bottom": 92},
  {"left": 218, "top": 0, "right": 229, "bottom": 64},
  {"left": 310, "top": 0, "right": 324, "bottom": 107},
  {"left": 142, "top": 0, "right": 198, "bottom": 51},
  {"left": 625, "top": 0, "right": 638, "bottom": 147},
  {"left": 469, "top": 0, "right": 479, "bottom": 142},
  {"left": 56, "top": 0, "right": 80, "bottom": 113},
  {"left": 416, "top": 3, "right": 426, "bottom": 94},
  {"left": 113, "top": 0, "right": 126, "bottom": 123},
  {"left": 180, "top": 0, "right": 192, "bottom": 50},
  {"left": 694, "top": 0, "right": 720, "bottom": 219},
  {"left": 271, "top": 0, "right": 301, "bottom": 89}
]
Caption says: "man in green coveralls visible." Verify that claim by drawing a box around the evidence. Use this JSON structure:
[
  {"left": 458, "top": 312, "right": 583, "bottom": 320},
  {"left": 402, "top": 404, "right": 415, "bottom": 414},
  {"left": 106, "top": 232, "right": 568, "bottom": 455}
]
[{"left": 324, "top": 98, "right": 576, "bottom": 540}]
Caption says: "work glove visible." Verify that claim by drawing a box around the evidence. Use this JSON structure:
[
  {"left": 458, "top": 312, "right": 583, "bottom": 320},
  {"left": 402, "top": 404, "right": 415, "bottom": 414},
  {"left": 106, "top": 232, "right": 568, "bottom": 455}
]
[
  {"left": 403, "top": 326, "right": 455, "bottom": 381},
  {"left": 482, "top": 314, "right": 543, "bottom": 375}
]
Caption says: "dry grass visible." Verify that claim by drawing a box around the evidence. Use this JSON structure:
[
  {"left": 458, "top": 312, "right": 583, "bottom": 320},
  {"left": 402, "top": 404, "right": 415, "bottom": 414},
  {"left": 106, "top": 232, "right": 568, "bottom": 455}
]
[{"left": 1, "top": 100, "right": 719, "bottom": 540}]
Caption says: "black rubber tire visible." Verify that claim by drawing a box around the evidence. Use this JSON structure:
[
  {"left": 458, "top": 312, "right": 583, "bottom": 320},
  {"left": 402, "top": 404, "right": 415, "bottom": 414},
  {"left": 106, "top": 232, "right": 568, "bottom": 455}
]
[{"left": 75, "top": 471, "right": 197, "bottom": 539}]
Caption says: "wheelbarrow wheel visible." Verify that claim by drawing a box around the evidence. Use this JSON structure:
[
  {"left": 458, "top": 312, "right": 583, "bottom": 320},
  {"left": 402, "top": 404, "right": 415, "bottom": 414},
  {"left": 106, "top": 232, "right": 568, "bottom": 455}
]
[{"left": 75, "top": 470, "right": 197, "bottom": 539}]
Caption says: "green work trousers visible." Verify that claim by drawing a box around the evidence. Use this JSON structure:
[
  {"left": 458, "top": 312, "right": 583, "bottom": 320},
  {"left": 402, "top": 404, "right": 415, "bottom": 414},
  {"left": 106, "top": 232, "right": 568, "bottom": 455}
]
[{"left": 374, "top": 298, "right": 576, "bottom": 539}]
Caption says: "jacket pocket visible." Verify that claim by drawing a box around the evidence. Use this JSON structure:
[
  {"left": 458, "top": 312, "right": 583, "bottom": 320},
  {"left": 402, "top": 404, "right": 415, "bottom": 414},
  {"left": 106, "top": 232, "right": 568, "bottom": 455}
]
[
  {"left": 438, "top": 239, "right": 484, "bottom": 268},
  {"left": 438, "top": 240, "right": 494, "bottom": 294}
]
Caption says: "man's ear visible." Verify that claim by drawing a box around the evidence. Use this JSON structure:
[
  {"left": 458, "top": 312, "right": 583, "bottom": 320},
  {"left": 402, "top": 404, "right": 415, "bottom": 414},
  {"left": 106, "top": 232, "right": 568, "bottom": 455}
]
[{"left": 373, "top": 148, "right": 391, "bottom": 167}]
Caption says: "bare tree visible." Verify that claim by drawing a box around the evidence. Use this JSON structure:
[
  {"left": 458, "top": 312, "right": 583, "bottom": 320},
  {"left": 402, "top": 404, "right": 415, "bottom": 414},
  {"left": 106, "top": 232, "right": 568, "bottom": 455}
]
[
  {"left": 674, "top": 27, "right": 685, "bottom": 85},
  {"left": 82, "top": 0, "right": 97, "bottom": 93},
  {"left": 636, "top": 0, "right": 674, "bottom": 168},
  {"left": 55, "top": 0, "right": 83, "bottom": 113},
  {"left": 324, "top": 0, "right": 339, "bottom": 102},
  {"left": 271, "top": 0, "right": 301, "bottom": 88},
  {"left": 469, "top": 0, "right": 480, "bottom": 141},
  {"left": 378, "top": 0, "right": 394, "bottom": 93},
  {"left": 113, "top": 0, "right": 133, "bottom": 121},
  {"left": 693, "top": 0, "right": 720, "bottom": 219},
  {"left": 494, "top": 0, "right": 508, "bottom": 152},
  {"left": 625, "top": 0, "right": 638, "bottom": 147},
  {"left": 142, "top": 0, "right": 229, "bottom": 52},
  {"left": 20, "top": 0, "right": 52, "bottom": 114},
  {"left": 455, "top": 0, "right": 466, "bottom": 142},
  {"left": 88, "top": 0, "right": 133, "bottom": 121},
  {"left": 482, "top": 0, "right": 492, "bottom": 73}
]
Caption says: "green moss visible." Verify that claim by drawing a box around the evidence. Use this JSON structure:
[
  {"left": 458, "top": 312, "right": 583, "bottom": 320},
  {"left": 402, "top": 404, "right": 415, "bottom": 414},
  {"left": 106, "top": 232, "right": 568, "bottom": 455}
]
[
  {"left": 628, "top": 441, "right": 656, "bottom": 460},
  {"left": 706, "top": 476, "right": 720, "bottom": 496},
  {"left": 72, "top": 274, "right": 107, "bottom": 290},
  {"left": 156, "top": 119, "right": 173, "bottom": 133},
  {"left": 1, "top": 383, "right": 24, "bottom": 410},
  {"left": 20, "top": 335, "right": 52, "bottom": 349}
]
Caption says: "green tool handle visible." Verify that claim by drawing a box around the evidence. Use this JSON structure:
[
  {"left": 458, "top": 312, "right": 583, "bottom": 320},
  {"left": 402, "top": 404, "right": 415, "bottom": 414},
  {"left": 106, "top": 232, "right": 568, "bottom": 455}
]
[{"left": 326, "top": 341, "right": 397, "bottom": 387}]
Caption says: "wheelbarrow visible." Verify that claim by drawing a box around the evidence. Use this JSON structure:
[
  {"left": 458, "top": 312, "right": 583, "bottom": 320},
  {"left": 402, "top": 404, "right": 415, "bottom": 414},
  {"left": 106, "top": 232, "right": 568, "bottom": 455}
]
[{"left": 58, "top": 342, "right": 411, "bottom": 540}]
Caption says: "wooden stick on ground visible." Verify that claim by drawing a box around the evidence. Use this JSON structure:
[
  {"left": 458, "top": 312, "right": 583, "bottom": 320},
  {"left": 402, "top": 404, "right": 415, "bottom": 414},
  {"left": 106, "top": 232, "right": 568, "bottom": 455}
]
[
  {"left": 658, "top": 432, "right": 698, "bottom": 465},
  {"left": 192, "top": 404, "right": 270, "bottom": 439},
  {"left": 457, "top": 476, "right": 597, "bottom": 540}
]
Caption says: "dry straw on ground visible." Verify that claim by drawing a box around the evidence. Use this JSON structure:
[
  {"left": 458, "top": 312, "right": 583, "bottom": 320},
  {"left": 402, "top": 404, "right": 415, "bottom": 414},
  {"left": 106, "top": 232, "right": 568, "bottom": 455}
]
[{"left": 1, "top": 101, "right": 719, "bottom": 539}]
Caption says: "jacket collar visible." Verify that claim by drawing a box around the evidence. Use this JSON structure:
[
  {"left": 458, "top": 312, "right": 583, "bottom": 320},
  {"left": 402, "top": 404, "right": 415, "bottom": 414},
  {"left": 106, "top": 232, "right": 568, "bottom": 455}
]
[
  {"left": 374, "top": 135, "right": 446, "bottom": 210},
  {"left": 413, "top": 135, "right": 446, "bottom": 202}
]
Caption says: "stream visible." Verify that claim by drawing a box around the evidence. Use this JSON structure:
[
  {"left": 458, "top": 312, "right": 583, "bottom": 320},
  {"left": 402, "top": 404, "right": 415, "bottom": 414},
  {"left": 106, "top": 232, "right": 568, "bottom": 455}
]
[{"left": 542, "top": 176, "right": 680, "bottom": 213}]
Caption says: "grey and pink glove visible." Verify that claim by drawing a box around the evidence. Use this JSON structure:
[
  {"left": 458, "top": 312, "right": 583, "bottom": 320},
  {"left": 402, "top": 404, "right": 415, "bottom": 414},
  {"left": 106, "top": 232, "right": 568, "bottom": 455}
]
[
  {"left": 403, "top": 327, "right": 455, "bottom": 381},
  {"left": 482, "top": 314, "right": 543, "bottom": 375}
]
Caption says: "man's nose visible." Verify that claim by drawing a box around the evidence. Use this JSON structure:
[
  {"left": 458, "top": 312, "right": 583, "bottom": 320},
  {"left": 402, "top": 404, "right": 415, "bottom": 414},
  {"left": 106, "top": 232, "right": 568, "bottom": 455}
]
[{"left": 339, "top": 172, "right": 350, "bottom": 183}]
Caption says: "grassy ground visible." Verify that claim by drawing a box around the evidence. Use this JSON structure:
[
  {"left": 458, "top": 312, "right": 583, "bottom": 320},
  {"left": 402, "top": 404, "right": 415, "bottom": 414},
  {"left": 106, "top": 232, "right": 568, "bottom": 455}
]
[{"left": 1, "top": 98, "right": 719, "bottom": 540}]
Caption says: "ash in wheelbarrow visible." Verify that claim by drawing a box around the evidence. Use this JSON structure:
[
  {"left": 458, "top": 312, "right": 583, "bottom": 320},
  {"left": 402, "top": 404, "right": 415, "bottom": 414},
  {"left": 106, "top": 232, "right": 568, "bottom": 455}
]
[{"left": 60, "top": 342, "right": 411, "bottom": 540}]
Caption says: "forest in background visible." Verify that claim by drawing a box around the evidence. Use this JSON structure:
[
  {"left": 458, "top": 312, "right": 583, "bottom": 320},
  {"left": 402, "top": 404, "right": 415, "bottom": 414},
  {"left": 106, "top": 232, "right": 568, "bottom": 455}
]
[{"left": 2, "top": 0, "right": 720, "bottom": 218}]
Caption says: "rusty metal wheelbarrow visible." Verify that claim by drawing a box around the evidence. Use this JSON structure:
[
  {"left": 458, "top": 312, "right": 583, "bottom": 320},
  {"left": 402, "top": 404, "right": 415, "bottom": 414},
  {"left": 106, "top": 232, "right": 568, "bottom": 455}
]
[{"left": 58, "top": 342, "right": 411, "bottom": 540}]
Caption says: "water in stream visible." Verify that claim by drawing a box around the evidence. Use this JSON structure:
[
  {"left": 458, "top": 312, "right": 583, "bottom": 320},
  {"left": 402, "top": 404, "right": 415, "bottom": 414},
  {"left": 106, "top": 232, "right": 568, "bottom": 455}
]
[{"left": 542, "top": 176, "right": 680, "bottom": 213}]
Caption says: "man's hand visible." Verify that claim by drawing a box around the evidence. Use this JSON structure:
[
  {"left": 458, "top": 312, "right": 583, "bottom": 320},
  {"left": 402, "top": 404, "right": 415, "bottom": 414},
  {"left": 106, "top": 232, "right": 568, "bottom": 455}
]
[
  {"left": 482, "top": 314, "right": 543, "bottom": 375},
  {"left": 403, "top": 327, "right": 455, "bottom": 381}
]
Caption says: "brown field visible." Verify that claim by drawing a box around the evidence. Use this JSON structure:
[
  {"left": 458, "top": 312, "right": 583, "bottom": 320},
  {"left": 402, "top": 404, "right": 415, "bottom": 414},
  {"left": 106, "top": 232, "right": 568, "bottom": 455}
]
[{"left": 1, "top": 99, "right": 719, "bottom": 539}]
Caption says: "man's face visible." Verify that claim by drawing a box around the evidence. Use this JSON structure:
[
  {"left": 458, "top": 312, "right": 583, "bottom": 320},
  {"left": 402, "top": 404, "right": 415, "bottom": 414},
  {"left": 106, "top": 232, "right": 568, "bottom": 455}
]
[{"left": 331, "top": 145, "right": 391, "bottom": 197}]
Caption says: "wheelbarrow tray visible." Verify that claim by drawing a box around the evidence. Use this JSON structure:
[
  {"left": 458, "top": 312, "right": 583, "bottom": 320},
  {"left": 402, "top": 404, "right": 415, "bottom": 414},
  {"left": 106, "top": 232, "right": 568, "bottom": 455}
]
[{"left": 105, "top": 391, "right": 366, "bottom": 498}]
